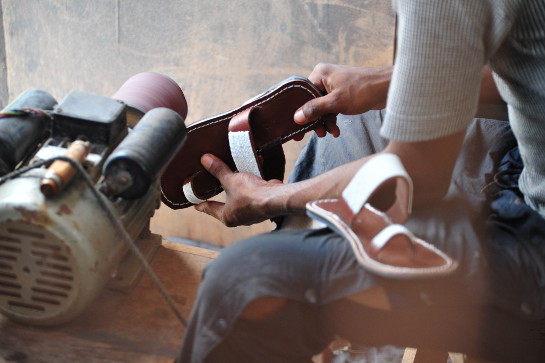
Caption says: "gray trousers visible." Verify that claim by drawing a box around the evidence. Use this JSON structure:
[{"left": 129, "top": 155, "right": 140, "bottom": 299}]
[{"left": 178, "top": 111, "right": 545, "bottom": 363}]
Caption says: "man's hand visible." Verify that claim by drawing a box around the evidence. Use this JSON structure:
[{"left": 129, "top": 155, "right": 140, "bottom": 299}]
[
  {"left": 194, "top": 154, "right": 287, "bottom": 227},
  {"left": 294, "top": 63, "right": 392, "bottom": 137}
]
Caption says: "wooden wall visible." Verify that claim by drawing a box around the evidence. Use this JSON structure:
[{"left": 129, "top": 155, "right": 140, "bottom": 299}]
[{"left": 0, "top": 0, "right": 395, "bottom": 246}]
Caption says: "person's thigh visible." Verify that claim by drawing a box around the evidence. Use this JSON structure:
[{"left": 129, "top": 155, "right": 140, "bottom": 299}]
[
  {"left": 195, "top": 211, "right": 496, "bottom": 361},
  {"left": 179, "top": 228, "right": 380, "bottom": 362}
]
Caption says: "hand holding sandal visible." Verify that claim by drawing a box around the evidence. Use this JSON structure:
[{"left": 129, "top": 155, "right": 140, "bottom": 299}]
[{"left": 161, "top": 76, "right": 325, "bottom": 209}]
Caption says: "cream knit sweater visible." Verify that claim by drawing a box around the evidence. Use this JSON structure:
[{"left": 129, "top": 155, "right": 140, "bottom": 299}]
[{"left": 382, "top": 0, "right": 545, "bottom": 216}]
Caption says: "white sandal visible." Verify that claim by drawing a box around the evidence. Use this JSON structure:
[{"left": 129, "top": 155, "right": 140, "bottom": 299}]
[{"left": 306, "top": 153, "right": 457, "bottom": 279}]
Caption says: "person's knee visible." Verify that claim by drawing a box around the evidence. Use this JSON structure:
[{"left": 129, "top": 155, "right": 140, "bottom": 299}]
[{"left": 240, "top": 296, "right": 288, "bottom": 320}]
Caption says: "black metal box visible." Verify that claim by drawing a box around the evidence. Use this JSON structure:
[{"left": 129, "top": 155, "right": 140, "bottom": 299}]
[{"left": 52, "top": 90, "right": 126, "bottom": 145}]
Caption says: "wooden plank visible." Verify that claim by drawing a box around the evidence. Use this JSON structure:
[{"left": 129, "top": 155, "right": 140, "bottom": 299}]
[
  {"left": 161, "top": 240, "right": 220, "bottom": 259},
  {"left": 0, "top": 240, "right": 216, "bottom": 362}
]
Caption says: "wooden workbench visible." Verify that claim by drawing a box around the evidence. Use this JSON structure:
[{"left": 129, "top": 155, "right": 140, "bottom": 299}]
[{"left": 0, "top": 239, "right": 218, "bottom": 363}]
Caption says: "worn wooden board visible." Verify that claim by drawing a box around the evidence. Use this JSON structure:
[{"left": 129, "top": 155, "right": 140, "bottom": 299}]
[{"left": 0, "top": 240, "right": 217, "bottom": 363}]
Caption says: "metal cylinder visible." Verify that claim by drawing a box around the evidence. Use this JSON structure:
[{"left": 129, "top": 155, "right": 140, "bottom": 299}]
[
  {"left": 101, "top": 107, "right": 187, "bottom": 199},
  {"left": 113, "top": 72, "right": 188, "bottom": 126},
  {"left": 0, "top": 90, "right": 57, "bottom": 175}
]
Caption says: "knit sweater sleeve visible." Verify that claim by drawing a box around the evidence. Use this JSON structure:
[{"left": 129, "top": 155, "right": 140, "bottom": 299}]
[{"left": 381, "top": 0, "right": 509, "bottom": 142}]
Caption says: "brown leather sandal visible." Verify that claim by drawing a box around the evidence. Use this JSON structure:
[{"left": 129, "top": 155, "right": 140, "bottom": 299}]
[{"left": 161, "top": 76, "right": 324, "bottom": 209}]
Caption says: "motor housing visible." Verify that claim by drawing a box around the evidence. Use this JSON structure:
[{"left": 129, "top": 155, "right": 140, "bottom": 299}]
[
  {"left": 0, "top": 73, "right": 187, "bottom": 326},
  {"left": 0, "top": 168, "right": 131, "bottom": 325}
]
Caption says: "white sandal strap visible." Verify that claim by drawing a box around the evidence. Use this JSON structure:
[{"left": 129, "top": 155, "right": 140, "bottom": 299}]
[
  {"left": 342, "top": 153, "right": 412, "bottom": 215},
  {"left": 228, "top": 130, "right": 262, "bottom": 177},
  {"left": 371, "top": 224, "right": 415, "bottom": 250},
  {"left": 184, "top": 127, "right": 263, "bottom": 205},
  {"left": 183, "top": 181, "right": 207, "bottom": 204}
]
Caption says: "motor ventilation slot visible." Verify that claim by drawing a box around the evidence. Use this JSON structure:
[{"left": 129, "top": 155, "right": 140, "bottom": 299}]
[
  {"left": 0, "top": 289, "right": 21, "bottom": 298},
  {"left": 8, "top": 300, "right": 45, "bottom": 312},
  {"left": 0, "top": 271, "right": 17, "bottom": 279},
  {"left": 40, "top": 270, "right": 73, "bottom": 281},
  {"left": 31, "top": 295, "right": 61, "bottom": 306},
  {"left": 31, "top": 250, "right": 69, "bottom": 262},
  {"left": 35, "top": 278, "right": 72, "bottom": 291},
  {"left": 0, "top": 253, "right": 16, "bottom": 261},
  {"left": 0, "top": 244, "right": 21, "bottom": 254},
  {"left": 0, "top": 279, "right": 20, "bottom": 289},
  {"left": 0, "top": 222, "right": 78, "bottom": 319},
  {"left": 7, "top": 228, "right": 44, "bottom": 239},
  {"left": 32, "top": 286, "right": 69, "bottom": 298},
  {"left": 35, "top": 262, "right": 73, "bottom": 274}
]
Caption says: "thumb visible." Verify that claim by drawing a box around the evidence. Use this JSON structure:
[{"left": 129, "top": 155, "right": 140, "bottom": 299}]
[
  {"left": 195, "top": 200, "right": 225, "bottom": 221},
  {"left": 294, "top": 96, "right": 335, "bottom": 125},
  {"left": 201, "top": 154, "right": 233, "bottom": 182}
]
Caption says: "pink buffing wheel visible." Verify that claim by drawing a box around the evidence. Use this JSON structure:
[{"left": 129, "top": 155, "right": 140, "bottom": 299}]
[{"left": 113, "top": 72, "right": 188, "bottom": 125}]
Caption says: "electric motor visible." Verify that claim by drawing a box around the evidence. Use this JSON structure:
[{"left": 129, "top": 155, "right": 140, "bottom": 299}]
[{"left": 0, "top": 72, "right": 187, "bottom": 326}]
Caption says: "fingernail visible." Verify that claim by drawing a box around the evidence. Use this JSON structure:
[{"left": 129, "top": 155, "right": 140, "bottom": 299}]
[
  {"left": 201, "top": 154, "right": 213, "bottom": 169},
  {"left": 294, "top": 109, "right": 305, "bottom": 124}
]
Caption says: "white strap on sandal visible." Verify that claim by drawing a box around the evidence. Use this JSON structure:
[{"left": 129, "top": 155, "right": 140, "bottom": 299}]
[
  {"left": 371, "top": 224, "right": 415, "bottom": 250},
  {"left": 182, "top": 124, "right": 263, "bottom": 205},
  {"left": 228, "top": 130, "right": 262, "bottom": 177},
  {"left": 342, "top": 153, "right": 413, "bottom": 215},
  {"left": 183, "top": 128, "right": 263, "bottom": 205},
  {"left": 183, "top": 181, "right": 207, "bottom": 204}
]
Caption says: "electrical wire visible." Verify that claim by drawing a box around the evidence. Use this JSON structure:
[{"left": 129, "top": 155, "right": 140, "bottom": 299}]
[
  {"left": 0, "top": 107, "right": 50, "bottom": 119},
  {"left": 0, "top": 156, "right": 188, "bottom": 327}
]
